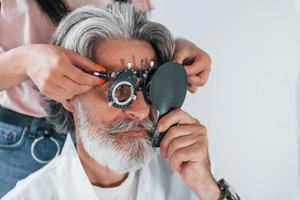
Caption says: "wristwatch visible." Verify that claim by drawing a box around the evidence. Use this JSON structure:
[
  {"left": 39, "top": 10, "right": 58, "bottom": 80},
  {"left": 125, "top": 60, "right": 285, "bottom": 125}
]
[{"left": 217, "top": 179, "right": 241, "bottom": 200}]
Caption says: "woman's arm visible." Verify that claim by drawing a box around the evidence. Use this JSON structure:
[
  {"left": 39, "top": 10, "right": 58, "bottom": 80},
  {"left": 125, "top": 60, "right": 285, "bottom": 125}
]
[
  {"left": 0, "top": 46, "right": 29, "bottom": 90},
  {"left": 0, "top": 44, "right": 100, "bottom": 102}
]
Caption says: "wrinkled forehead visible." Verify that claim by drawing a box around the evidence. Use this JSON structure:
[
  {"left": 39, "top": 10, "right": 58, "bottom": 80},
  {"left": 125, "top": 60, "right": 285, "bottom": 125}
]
[{"left": 93, "top": 39, "right": 158, "bottom": 72}]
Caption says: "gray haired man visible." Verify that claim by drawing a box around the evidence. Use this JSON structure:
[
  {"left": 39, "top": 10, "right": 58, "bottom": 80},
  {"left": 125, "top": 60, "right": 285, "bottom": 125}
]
[{"left": 3, "top": 3, "right": 239, "bottom": 200}]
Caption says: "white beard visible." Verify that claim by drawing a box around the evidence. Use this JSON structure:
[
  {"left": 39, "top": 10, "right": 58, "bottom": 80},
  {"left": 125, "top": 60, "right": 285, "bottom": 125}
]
[{"left": 75, "top": 102, "right": 154, "bottom": 174}]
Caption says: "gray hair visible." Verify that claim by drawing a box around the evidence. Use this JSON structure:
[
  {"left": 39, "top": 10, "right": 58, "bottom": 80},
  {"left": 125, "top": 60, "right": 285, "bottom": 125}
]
[{"left": 45, "top": 3, "right": 175, "bottom": 133}]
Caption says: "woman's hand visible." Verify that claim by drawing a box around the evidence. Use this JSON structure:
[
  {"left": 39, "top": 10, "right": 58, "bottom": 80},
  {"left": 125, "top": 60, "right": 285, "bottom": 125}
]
[
  {"left": 23, "top": 44, "right": 100, "bottom": 102},
  {"left": 173, "top": 38, "right": 212, "bottom": 93}
]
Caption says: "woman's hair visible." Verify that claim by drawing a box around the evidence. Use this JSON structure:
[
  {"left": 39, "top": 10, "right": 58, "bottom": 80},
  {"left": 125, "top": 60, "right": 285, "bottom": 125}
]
[
  {"left": 36, "top": 0, "right": 130, "bottom": 25},
  {"left": 46, "top": 3, "right": 175, "bottom": 133},
  {"left": 36, "top": 0, "right": 69, "bottom": 25}
]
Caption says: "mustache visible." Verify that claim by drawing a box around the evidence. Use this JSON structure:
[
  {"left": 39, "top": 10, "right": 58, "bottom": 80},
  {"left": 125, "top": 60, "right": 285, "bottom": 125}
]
[{"left": 95, "top": 118, "right": 156, "bottom": 136}]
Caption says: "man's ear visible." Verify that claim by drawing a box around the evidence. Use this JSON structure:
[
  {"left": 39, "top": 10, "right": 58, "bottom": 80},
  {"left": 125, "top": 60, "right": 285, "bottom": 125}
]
[{"left": 62, "top": 99, "right": 76, "bottom": 113}]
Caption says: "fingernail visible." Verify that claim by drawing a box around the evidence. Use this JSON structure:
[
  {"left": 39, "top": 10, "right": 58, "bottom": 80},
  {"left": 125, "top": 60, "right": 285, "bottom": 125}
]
[
  {"left": 98, "top": 79, "right": 105, "bottom": 86},
  {"left": 95, "top": 63, "right": 106, "bottom": 72}
]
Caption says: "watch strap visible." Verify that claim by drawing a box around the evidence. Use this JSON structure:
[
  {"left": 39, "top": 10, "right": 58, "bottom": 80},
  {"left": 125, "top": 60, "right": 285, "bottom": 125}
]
[{"left": 217, "top": 178, "right": 241, "bottom": 200}]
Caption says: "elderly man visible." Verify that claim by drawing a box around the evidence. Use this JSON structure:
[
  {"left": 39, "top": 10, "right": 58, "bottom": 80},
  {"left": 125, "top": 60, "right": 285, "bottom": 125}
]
[{"left": 3, "top": 3, "right": 239, "bottom": 200}]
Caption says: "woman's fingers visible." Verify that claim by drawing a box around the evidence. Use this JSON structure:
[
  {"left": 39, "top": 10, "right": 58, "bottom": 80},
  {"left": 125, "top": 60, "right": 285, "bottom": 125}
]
[
  {"left": 64, "top": 49, "right": 98, "bottom": 71},
  {"left": 188, "top": 75, "right": 206, "bottom": 88},
  {"left": 46, "top": 83, "right": 73, "bottom": 102},
  {"left": 63, "top": 48, "right": 101, "bottom": 86},
  {"left": 56, "top": 75, "right": 93, "bottom": 96},
  {"left": 62, "top": 63, "right": 99, "bottom": 86},
  {"left": 184, "top": 52, "right": 211, "bottom": 76},
  {"left": 25, "top": 44, "right": 100, "bottom": 100},
  {"left": 187, "top": 84, "right": 198, "bottom": 93}
]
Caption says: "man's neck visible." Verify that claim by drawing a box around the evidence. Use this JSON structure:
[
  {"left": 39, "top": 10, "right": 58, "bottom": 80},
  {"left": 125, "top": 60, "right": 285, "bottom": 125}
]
[{"left": 76, "top": 137, "right": 128, "bottom": 188}]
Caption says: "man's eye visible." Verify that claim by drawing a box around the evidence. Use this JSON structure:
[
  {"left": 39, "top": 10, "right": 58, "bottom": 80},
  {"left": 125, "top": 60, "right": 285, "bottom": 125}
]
[{"left": 115, "top": 84, "right": 132, "bottom": 102}]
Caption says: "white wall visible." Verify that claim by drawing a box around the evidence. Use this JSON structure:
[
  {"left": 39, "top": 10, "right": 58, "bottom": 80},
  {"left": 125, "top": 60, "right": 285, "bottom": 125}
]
[{"left": 151, "top": 0, "right": 300, "bottom": 199}]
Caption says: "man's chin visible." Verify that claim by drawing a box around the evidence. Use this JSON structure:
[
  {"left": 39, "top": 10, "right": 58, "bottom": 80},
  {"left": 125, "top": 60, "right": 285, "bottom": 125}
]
[{"left": 80, "top": 132, "right": 154, "bottom": 174}]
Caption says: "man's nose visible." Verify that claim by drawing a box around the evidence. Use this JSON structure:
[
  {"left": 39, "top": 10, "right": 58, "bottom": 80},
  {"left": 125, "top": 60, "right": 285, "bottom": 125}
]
[{"left": 123, "top": 91, "right": 150, "bottom": 121}]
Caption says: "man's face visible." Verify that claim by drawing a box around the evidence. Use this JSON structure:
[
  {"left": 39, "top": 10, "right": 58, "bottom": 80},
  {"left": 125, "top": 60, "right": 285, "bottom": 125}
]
[{"left": 73, "top": 39, "right": 157, "bottom": 174}]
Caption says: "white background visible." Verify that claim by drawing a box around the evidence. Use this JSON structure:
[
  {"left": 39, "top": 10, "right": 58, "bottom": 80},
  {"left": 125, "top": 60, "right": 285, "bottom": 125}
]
[{"left": 151, "top": 0, "right": 300, "bottom": 199}]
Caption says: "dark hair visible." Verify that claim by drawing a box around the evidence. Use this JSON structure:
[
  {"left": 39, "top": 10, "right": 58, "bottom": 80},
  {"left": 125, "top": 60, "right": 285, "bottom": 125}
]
[
  {"left": 36, "top": 0, "right": 69, "bottom": 25},
  {"left": 36, "top": 0, "right": 129, "bottom": 25}
]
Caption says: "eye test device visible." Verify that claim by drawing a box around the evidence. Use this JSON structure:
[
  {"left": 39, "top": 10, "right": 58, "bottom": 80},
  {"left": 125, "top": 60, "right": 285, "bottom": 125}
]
[{"left": 86, "top": 60, "right": 187, "bottom": 147}]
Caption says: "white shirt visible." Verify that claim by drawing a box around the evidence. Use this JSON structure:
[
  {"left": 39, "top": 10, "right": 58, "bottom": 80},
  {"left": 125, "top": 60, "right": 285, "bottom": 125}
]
[
  {"left": 92, "top": 172, "right": 137, "bottom": 200},
  {"left": 2, "top": 134, "right": 200, "bottom": 200}
]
